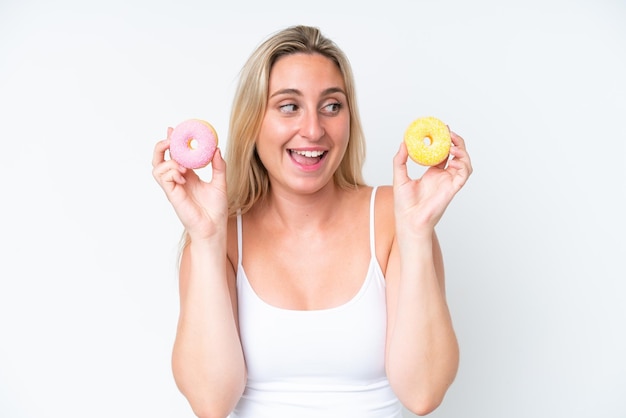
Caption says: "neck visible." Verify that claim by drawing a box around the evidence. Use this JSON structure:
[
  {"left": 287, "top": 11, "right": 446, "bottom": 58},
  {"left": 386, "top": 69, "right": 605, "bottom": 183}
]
[{"left": 255, "top": 182, "right": 345, "bottom": 234}]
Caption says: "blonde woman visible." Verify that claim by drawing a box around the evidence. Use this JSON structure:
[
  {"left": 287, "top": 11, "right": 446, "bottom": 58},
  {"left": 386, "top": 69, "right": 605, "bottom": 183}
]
[{"left": 152, "top": 25, "right": 472, "bottom": 418}]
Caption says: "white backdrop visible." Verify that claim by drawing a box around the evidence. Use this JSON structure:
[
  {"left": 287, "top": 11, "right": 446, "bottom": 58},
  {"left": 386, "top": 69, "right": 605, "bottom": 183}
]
[{"left": 1, "top": 0, "right": 625, "bottom": 417}]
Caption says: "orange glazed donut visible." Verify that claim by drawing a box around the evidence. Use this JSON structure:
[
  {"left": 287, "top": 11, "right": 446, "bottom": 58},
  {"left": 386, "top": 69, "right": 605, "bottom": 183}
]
[
  {"left": 169, "top": 119, "right": 218, "bottom": 169},
  {"left": 404, "top": 116, "right": 451, "bottom": 166}
]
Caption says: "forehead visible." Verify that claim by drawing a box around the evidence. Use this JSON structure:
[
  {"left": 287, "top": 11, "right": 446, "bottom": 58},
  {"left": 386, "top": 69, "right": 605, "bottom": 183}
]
[{"left": 269, "top": 53, "right": 345, "bottom": 89}]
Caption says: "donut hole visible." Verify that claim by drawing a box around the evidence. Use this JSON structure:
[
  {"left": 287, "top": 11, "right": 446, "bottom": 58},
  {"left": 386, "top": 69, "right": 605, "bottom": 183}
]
[
  {"left": 187, "top": 138, "right": 199, "bottom": 150},
  {"left": 423, "top": 136, "right": 433, "bottom": 146}
]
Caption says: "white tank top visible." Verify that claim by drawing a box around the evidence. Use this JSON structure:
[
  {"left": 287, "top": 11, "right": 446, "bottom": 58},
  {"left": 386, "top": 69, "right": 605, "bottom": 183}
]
[{"left": 231, "top": 187, "right": 402, "bottom": 418}]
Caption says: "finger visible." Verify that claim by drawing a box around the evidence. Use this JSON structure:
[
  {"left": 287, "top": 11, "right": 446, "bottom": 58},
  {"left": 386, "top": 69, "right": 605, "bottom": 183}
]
[
  {"left": 450, "top": 130, "right": 467, "bottom": 150},
  {"left": 447, "top": 149, "right": 473, "bottom": 190},
  {"left": 393, "top": 141, "right": 410, "bottom": 187},
  {"left": 165, "top": 168, "right": 187, "bottom": 186},
  {"left": 152, "top": 139, "right": 171, "bottom": 168},
  {"left": 449, "top": 159, "right": 471, "bottom": 191},
  {"left": 449, "top": 133, "right": 472, "bottom": 175},
  {"left": 449, "top": 143, "right": 468, "bottom": 162},
  {"left": 152, "top": 159, "right": 187, "bottom": 184},
  {"left": 210, "top": 148, "right": 227, "bottom": 188}
]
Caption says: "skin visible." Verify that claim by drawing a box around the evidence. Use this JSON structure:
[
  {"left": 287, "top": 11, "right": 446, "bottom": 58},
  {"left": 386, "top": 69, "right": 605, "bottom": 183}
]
[{"left": 152, "top": 52, "right": 473, "bottom": 417}]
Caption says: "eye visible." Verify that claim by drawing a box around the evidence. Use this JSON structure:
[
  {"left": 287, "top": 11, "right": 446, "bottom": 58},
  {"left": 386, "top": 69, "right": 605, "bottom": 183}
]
[
  {"left": 322, "top": 102, "right": 342, "bottom": 115},
  {"left": 279, "top": 103, "right": 298, "bottom": 113}
]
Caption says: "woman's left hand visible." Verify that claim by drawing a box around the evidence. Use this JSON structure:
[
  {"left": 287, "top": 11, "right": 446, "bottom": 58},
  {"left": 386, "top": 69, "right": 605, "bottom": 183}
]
[{"left": 392, "top": 130, "right": 473, "bottom": 236}]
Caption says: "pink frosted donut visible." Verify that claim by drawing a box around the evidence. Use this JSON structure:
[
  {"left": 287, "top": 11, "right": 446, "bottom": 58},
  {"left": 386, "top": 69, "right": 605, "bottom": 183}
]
[{"left": 169, "top": 119, "right": 218, "bottom": 169}]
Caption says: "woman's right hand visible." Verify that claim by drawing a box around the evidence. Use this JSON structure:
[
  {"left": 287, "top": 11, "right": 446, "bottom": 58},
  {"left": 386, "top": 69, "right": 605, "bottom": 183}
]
[{"left": 152, "top": 127, "right": 228, "bottom": 241}]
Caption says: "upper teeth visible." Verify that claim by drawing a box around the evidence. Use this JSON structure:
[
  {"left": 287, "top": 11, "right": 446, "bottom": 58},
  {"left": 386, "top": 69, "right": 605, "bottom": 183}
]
[{"left": 293, "top": 150, "right": 324, "bottom": 158}]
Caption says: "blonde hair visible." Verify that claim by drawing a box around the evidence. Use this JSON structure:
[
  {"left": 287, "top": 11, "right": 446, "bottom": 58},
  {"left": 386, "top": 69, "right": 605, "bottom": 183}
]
[
  {"left": 225, "top": 25, "right": 367, "bottom": 216},
  {"left": 178, "top": 25, "right": 367, "bottom": 255}
]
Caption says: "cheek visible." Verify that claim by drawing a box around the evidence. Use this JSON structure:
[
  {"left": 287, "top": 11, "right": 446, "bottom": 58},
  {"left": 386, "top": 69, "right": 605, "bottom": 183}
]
[
  {"left": 256, "top": 120, "right": 287, "bottom": 167},
  {"left": 258, "top": 115, "right": 295, "bottom": 146},
  {"left": 334, "top": 117, "right": 351, "bottom": 148}
]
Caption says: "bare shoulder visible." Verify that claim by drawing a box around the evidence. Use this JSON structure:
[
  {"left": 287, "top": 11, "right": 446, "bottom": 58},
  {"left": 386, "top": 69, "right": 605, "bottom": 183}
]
[
  {"left": 374, "top": 185, "right": 393, "bottom": 205},
  {"left": 374, "top": 185, "right": 394, "bottom": 225}
]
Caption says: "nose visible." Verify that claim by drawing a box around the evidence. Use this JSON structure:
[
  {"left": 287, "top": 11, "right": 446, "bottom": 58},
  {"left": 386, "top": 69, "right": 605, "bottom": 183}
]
[{"left": 299, "top": 111, "right": 325, "bottom": 141}]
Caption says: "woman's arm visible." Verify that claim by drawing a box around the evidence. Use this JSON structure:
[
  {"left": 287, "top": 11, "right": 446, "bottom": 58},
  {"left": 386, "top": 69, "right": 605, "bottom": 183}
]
[
  {"left": 172, "top": 238, "right": 246, "bottom": 418},
  {"left": 385, "top": 229, "right": 458, "bottom": 416},
  {"left": 384, "top": 131, "right": 472, "bottom": 415},
  {"left": 152, "top": 135, "right": 246, "bottom": 417}
]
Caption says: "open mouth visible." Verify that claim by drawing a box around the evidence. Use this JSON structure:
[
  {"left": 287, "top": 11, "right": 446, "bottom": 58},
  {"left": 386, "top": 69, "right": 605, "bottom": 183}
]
[{"left": 288, "top": 149, "right": 327, "bottom": 166}]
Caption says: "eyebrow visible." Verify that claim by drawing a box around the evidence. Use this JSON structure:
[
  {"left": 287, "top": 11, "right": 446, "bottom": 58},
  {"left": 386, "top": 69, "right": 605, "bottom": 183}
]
[{"left": 269, "top": 87, "right": 347, "bottom": 98}]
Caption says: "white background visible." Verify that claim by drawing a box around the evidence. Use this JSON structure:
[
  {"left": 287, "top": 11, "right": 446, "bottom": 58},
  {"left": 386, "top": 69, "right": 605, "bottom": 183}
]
[{"left": 1, "top": 0, "right": 625, "bottom": 417}]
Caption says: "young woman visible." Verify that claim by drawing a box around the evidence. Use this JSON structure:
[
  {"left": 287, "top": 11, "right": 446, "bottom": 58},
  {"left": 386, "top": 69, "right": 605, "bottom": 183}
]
[{"left": 152, "top": 25, "right": 472, "bottom": 418}]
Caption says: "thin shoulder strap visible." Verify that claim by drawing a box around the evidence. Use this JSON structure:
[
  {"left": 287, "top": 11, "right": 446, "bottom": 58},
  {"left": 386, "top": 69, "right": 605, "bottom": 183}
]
[
  {"left": 369, "top": 186, "right": 378, "bottom": 255},
  {"left": 236, "top": 210, "right": 243, "bottom": 266}
]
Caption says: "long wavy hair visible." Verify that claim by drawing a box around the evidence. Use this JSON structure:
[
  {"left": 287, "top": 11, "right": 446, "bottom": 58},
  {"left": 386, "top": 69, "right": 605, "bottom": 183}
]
[
  {"left": 225, "top": 25, "right": 367, "bottom": 217},
  {"left": 178, "top": 26, "right": 367, "bottom": 257}
]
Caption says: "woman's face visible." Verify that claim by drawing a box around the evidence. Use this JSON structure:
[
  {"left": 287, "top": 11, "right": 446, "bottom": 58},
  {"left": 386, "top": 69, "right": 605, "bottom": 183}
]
[{"left": 256, "top": 52, "right": 350, "bottom": 196}]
